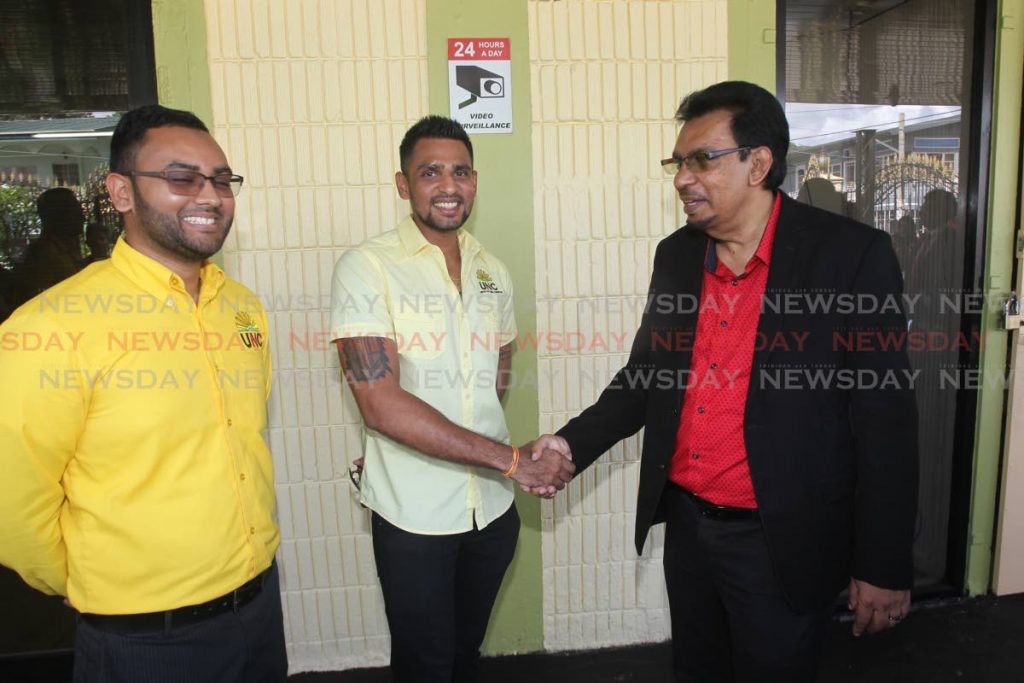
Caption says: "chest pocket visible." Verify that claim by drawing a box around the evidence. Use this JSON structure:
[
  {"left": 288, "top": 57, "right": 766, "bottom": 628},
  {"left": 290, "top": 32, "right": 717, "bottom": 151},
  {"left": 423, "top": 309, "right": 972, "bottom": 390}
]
[{"left": 392, "top": 311, "right": 445, "bottom": 360}]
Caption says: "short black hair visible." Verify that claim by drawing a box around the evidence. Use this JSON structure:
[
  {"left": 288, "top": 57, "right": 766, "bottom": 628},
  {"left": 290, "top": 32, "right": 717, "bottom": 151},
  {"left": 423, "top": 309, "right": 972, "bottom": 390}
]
[
  {"left": 399, "top": 116, "right": 473, "bottom": 174},
  {"left": 36, "top": 187, "right": 83, "bottom": 239},
  {"left": 36, "top": 187, "right": 79, "bottom": 222},
  {"left": 675, "top": 81, "right": 789, "bottom": 190},
  {"left": 109, "top": 104, "right": 209, "bottom": 172},
  {"left": 919, "top": 189, "right": 957, "bottom": 229}
]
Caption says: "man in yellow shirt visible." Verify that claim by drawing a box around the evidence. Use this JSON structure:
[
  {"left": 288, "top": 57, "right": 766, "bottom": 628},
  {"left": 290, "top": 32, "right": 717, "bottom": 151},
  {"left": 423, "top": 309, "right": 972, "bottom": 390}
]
[
  {"left": 330, "top": 116, "right": 573, "bottom": 682},
  {"left": 0, "top": 105, "right": 286, "bottom": 682}
]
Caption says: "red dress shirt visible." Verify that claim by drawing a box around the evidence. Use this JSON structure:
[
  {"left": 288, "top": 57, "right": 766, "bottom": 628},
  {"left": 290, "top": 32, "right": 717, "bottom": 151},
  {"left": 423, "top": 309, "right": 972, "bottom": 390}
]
[{"left": 669, "top": 193, "right": 781, "bottom": 508}]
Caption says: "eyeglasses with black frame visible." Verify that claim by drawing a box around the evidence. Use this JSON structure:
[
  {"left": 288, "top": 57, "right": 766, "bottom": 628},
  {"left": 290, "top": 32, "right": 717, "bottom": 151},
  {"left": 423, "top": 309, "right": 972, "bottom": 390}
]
[
  {"left": 122, "top": 169, "right": 245, "bottom": 197},
  {"left": 660, "top": 146, "right": 751, "bottom": 175}
]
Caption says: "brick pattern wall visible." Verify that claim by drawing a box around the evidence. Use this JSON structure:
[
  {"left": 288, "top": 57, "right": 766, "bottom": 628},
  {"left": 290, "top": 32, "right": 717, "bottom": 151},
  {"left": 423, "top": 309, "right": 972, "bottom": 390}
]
[
  {"left": 528, "top": 0, "right": 727, "bottom": 651},
  {"left": 203, "top": 0, "right": 428, "bottom": 671}
]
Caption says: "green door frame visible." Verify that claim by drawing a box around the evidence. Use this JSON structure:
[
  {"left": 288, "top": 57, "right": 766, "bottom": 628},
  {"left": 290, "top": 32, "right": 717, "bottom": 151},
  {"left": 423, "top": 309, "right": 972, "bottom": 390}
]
[{"left": 964, "top": 0, "right": 1024, "bottom": 595}]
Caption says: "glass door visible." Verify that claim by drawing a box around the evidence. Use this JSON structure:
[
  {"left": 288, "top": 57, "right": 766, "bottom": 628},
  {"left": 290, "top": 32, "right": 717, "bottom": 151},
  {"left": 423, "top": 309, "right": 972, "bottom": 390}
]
[{"left": 777, "top": 0, "right": 992, "bottom": 592}]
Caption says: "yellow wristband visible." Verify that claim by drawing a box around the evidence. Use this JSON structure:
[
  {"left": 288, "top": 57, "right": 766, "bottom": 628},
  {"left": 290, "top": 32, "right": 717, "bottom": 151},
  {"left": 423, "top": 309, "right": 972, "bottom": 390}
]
[{"left": 503, "top": 446, "right": 520, "bottom": 478}]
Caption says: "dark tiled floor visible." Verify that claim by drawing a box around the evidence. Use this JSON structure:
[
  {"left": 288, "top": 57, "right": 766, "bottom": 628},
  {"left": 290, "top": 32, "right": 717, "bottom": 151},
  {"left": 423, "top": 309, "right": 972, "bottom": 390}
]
[
  {"left": 289, "top": 594, "right": 1024, "bottom": 683},
  {"left": 5, "top": 594, "right": 1021, "bottom": 682}
]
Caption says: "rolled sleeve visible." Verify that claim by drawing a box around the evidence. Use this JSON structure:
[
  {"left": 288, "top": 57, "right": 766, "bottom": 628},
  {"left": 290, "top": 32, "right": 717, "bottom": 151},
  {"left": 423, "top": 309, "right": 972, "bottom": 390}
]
[{"left": 330, "top": 249, "right": 395, "bottom": 342}]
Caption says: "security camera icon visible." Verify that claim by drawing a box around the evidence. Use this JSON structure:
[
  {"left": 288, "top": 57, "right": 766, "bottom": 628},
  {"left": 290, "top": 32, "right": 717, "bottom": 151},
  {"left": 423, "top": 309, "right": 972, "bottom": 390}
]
[{"left": 456, "top": 65, "right": 505, "bottom": 109}]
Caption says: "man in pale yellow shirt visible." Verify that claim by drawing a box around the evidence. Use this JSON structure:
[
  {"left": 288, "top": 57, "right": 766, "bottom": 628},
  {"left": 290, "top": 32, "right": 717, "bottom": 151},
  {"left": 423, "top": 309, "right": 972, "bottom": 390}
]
[
  {"left": 330, "top": 116, "right": 573, "bottom": 682},
  {"left": 0, "top": 105, "right": 286, "bottom": 682}
]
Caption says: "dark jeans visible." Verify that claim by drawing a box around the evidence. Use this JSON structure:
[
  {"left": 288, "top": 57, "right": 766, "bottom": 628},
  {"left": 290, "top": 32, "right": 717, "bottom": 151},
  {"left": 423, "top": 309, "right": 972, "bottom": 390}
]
[
  {"left": 662, "top": 486, "right": 830, "bottom": 683},
  {"left": 371, "top": 504, "right": 520, "bottom": 683},
  {"left": 72, "top": 562, "right": 287, "bottom": 683}
]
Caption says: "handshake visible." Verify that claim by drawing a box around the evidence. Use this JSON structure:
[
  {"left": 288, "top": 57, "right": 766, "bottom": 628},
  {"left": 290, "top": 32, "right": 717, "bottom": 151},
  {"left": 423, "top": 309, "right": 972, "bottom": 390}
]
[
  {"left": 510, "top": 434, "right": 575, "bottom": 499},
  {"left": 348, "top": 435, "right": 575, "bottom": 500}
]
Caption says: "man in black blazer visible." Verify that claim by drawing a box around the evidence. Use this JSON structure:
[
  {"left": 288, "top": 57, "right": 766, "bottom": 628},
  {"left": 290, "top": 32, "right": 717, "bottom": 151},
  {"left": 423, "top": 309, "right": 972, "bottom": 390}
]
[{"left": 544, "top": 81, "right": 918, "bottom": 681}]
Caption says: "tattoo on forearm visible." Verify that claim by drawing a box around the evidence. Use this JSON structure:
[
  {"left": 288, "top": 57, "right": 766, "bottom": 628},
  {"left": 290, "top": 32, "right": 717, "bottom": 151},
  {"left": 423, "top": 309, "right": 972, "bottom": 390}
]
[{"left": 341, "top": 338, "right": 391, "bottom": 382}]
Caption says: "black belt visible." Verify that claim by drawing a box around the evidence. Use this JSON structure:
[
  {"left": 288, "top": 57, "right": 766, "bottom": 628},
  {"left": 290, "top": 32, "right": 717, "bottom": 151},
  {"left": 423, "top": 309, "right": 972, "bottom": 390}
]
[
  {"left": 672, "top": 484, "right": 760, "bottom": 521},
  {"left": 80, "top": 565, "right": 272, "bottom": 634}
]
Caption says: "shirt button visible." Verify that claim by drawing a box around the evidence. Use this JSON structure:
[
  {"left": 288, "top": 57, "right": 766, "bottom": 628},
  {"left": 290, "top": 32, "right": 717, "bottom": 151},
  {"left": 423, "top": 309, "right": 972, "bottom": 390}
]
[
  {"left": 250, "top": 526, "right": 256, "bottom": 535},
  {"left": 658, "top": 463, "right": 666, "bottom": 470},
  {"left": 732, "top": 279, "right": 739, "bottom": 286},
  {"left": 720, "top": 320, "right": 728, "bottom": 328},
  {"left": 692, "top": 452, "right": 700, "bottom": 460},
  {"left": 697, "top": 406, "right": 705, "bottom": 414},
  {"left": 226, "top": 419, "right": 233, "bottom": 427},
  {"left": 240, "top": 473, "right": 246, "bottom": 481},
  {"left": 710, "top": 363, "right": 718, "bottom": 370}
]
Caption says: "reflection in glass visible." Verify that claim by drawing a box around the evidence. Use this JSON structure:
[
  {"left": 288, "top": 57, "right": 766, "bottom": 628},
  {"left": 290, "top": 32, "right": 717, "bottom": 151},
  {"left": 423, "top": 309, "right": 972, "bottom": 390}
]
[{"left": 782, "top": 0, "right": 976, "bottom": 589}]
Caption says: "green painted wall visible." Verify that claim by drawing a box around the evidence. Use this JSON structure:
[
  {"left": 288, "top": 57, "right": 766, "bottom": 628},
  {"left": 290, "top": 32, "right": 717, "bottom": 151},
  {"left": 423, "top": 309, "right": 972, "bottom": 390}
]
[
  {"left": 149, "top": 0, "right": 215, "bottom": 262},
  {"left": 965, "top": 0, "right": 1024, "bottom": 595},
  {"left": 427, "top": 0, "right": 542, "bottom": 655},
  {"left": 728, "top": 0, "right": 776, "bottom": 89},
  {"left": 150, "top": 0, "right": 214, "bottom": 127}
]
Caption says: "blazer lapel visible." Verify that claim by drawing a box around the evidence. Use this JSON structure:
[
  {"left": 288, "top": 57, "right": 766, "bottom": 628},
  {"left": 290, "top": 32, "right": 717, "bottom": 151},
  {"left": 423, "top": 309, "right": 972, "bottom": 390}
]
[
  {"left": 663, "top": 229, "right": 707, "bottom": 411},
  {"left": 751, "top": 197, "right": 810, "bottom": 373},
  {"left": 670, "top": 228, "right": 707, "bottom": 363}
]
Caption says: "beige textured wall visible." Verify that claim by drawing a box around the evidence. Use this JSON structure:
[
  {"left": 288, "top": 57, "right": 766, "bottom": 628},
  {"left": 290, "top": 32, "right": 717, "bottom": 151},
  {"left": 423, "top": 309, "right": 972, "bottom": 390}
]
[
  {"left": 528, "top": 0, "right": 728, "bottom": 651},
  {"left": 202, "top": 0, "right": 427, "bottom": 671}
]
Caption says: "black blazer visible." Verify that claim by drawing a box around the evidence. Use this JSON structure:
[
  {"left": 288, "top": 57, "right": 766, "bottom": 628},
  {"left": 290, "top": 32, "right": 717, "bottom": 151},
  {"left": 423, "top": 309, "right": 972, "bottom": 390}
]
[{"left": 558, "top": 194, "right": 919, "bottom": 613}]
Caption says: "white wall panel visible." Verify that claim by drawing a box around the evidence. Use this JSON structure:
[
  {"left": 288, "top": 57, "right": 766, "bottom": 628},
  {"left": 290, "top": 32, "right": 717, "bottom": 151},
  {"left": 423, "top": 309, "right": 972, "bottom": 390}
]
[
  {"left": 204, "top": 0, "right": 427, "bottom": 672},
  {"left": 529, "top": 0, "right": 727, "bottom": 652}
]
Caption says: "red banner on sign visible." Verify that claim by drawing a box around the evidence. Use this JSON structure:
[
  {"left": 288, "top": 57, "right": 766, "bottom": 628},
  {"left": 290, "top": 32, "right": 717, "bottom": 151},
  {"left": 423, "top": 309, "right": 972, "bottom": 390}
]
[{"left": 448, "top": 38, "right": 510, "bottom": 60}]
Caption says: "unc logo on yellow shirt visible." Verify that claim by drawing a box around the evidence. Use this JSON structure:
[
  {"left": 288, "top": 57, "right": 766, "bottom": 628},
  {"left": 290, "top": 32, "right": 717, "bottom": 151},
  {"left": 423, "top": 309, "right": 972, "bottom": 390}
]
[
  {"left": 476, "top": 269, "right": 502, "bottom": 294},
  {"left": 234, "top": 312, "right": 264, "bottom": 349}
]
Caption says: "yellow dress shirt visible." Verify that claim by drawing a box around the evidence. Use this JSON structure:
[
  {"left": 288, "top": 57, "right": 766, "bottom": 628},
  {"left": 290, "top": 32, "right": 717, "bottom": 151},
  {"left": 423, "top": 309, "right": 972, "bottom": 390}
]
[
  {"left": 0, "top": 238, "right": 278, "bottom": 614},
  {"left": 330, "top": 216, "right": 517, "bottom": 534}
]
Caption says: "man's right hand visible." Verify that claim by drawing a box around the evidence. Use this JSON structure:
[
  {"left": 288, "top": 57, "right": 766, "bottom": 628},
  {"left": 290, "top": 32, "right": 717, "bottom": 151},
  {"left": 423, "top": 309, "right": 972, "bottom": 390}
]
[
  {"left": 519, "top": 435, "right": 574, "bottom": 498},
  {"left": 511, "top": 443, "right": 575, "bottom": 490}
]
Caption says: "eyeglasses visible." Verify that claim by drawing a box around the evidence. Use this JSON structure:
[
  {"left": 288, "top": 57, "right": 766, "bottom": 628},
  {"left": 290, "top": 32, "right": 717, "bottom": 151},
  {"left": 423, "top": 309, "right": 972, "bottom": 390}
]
[
  {"left": 660, "top": 146, "right": 751, "bottom": 175},
  {"left": 122, "top": 169, "right": 245, "bottom": 197}
]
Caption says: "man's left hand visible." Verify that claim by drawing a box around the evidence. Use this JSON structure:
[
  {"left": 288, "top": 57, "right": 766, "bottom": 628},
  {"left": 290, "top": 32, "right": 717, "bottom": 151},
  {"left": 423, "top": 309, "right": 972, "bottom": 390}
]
[
  {"left": 519, "top": 435, "right": 573, "bottom": 498},
  {"left": 848, "top": 577, "right": 910, "bottom": 636}
]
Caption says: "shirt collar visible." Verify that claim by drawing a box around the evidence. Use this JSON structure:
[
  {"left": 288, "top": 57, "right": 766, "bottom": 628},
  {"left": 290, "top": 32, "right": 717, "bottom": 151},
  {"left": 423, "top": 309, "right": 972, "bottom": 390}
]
[
  {"left": 704, "top": 192, "right": 782, "bottom": 274},
  {"left": 396, "top": 214, "right": 484, "bottom": 261},
  {"left": 110, "top": 236, "right": 226, "bottom": 301}
]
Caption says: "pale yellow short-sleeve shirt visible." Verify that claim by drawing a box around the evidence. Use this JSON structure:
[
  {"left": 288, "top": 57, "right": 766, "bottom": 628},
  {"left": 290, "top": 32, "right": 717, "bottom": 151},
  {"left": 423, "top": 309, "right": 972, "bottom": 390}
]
[{"left": 330, "top": 217, "right": 518, "bottom": 534}]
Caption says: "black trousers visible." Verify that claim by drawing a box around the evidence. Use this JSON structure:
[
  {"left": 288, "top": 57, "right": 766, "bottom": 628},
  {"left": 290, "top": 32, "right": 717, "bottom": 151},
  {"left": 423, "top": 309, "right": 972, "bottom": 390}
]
[
  {"left": 662, "top": 485, "right": 830, "bottom": 683},
  {"left": 72, "top": 562, "right": 288, "bottom": 683},
  {"left": 371, "top": 504, "right": 520, "bottom": 683}
]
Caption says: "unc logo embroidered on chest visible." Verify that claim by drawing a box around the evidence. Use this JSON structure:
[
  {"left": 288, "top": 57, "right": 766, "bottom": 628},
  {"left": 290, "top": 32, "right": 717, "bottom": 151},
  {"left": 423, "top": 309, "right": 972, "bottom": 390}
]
[
  {"left": 476, "top": 269, "right": 502, "bottom": 294},
  {"left": 234, "top": 312, "right": 265, "bottom": 349}
]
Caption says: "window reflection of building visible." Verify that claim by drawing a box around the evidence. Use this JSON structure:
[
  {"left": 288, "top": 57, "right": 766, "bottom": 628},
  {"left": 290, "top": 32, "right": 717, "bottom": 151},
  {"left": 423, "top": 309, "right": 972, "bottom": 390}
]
[
  {"left": 51, "top": 162, "right": 79, "bottom": 186},
  {"left": 787, "top": 112, "right": 961, "bottom": 234}
]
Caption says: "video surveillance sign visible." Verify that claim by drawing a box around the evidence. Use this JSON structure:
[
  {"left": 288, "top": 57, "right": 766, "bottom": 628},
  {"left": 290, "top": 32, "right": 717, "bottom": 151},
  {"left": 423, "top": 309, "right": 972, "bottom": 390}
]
[{"left": 448, "top": 38, "right": 512, "bottom": 135}]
